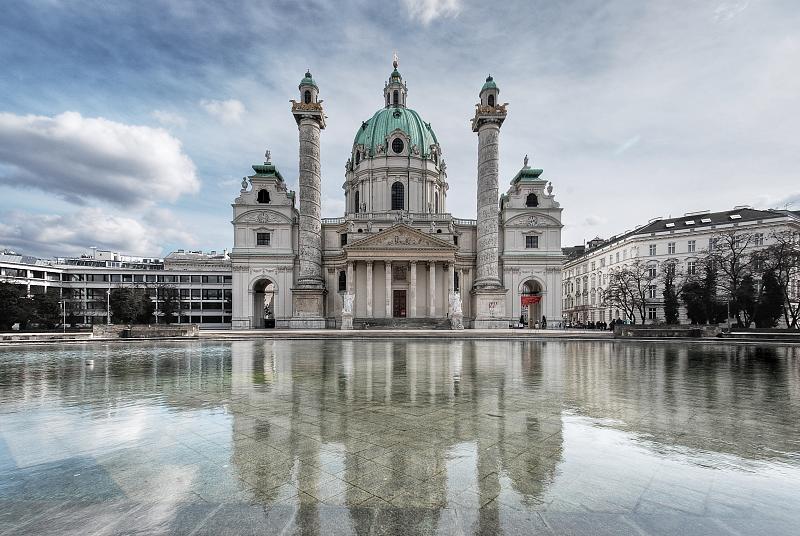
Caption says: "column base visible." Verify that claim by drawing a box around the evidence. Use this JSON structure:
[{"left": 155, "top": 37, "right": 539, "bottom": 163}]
[
  {"left": 231, "top": 318, "right": 250, "bottom": 330},
  {"left": 471, "top": 287, "right": 509, "bottom": 329},
  {"left": 341, "top": 313, "right": 353, "bottom": 330},
  {"left": 290, "top": 287, "right": 327, "bottom": 329}
]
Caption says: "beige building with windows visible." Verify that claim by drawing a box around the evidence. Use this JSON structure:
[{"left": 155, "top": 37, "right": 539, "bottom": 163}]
[
  {"left": 562, "top": 207, "right": 800, "bottom": 325},
  {"left": 231, "top": 62, "right": 565, "bottom": 329}
]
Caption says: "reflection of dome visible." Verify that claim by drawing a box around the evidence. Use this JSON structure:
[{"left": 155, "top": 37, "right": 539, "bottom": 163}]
[{"left": 353, "top": 107, "right": 439, "bottom": 157}]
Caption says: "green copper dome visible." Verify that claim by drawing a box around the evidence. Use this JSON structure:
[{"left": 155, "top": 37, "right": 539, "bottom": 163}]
[
  {"left": 353, "top": 107, "right": 439, "bottom": 157},
  {"left": 299, "top": 71, "right": 317, "bottom": 89},
  {"left": 481, "top": 75, "right": 497, "bottom": 93}
]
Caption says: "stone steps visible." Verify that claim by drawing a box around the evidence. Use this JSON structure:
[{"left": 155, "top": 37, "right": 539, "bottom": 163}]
[{"left": 353, "top": 317, "right": 451, "bottom": 330}]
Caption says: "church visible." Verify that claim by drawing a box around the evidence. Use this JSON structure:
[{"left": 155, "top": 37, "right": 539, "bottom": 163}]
[{"left": 229, "top": 60, "right": 564, "bottom": 329}]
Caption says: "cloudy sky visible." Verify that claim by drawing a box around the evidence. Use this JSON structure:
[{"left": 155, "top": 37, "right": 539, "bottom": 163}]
[{"left": 0, "top": 0, "right": 797, "bottom": 258}]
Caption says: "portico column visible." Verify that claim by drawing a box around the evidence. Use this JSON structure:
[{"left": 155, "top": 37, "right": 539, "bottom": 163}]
[
  {"left": 347, "top": 261, "right": 354, "bottom": 294},
  {"left": 409, "top": 261, "right": 417, "bottom": 318},
  {"left": 448, "top": 263, "right": 454, "bottom": 295},
  {"left": 428, "top": 261, "right": 436, "bottom": 317},
  {"left": 385, "top": 261, "right": 392, "bottom": 317},
  {"left": 366, "top": 261, "right": 373, "bottom": 317}
]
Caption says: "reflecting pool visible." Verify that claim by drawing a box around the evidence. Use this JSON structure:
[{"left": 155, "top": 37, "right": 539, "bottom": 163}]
[{"left": 1, "top": 340, "right": 799, "bottom": 535}]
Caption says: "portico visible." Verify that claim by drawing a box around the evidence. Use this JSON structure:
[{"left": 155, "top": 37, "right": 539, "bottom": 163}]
[{"left": 339, "top": 225, "right": 457, "bottom": 323}]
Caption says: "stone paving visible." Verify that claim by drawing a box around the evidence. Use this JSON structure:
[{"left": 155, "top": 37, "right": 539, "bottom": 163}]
[{"left": 0, "top": 340, "right": 798, "bottom": 535}]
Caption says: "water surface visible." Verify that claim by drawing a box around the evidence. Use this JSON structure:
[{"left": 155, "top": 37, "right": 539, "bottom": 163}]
[{"left": 1, "top": 340, "right": 798, "bottom": 535}]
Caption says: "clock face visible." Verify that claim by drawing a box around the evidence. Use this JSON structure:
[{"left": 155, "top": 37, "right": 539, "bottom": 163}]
[{"left": 392, "top": 138, "right": 404, "bottom": 154}]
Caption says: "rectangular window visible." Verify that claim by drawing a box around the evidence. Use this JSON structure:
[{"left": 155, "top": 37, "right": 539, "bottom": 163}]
[
  {"left": 340, "top": 233, "right": 347, "bottom": 246},
  {"left": 180, "top": 289, "right": 190, "bottom": 299},
  {"left": 687, "top": 240, "right": 696, "bottom": 253},
  {"left": 648, "top": 307, "right": 657, "bottom": 320},
  {"left": 257, "top": 232, "right": 271, "bottom": 246},
  {"left": 191, "top": 289, "right": 201, "bottom": 299},
  {"left": 668, "top": 242, "right": 675, "bottom": 255},
  {"left": 525, "top": 235, "right": 539, "bottom": 249},
  {"left": 180, "top": 275, "right": 191, "bottom": 283},
  {"left": 754, "top": 233, "right": 764, "bottom": 246},
  {"left": 648, "top": 285, "right": 657, "bottom": 299},
  {"left": 191, "top": 275, "right": 201, "bottom": 283},
  {"left": 648, "top": 267, "right": 657, "bottom": 279},
  {"left": 687, "top": 261, "right": 696, "bottom": 275},
  {"left": 615, "top": 252, "right": 620, "bottom": 263},
  {"left": 600, "top": 258, "right": 605, "bottom": 267},
  {"left": 649, "top": 244, "right": 656, "bottom": 256},
  {"left": 591, "top": 262, "right": 596, "bottom": 271}
]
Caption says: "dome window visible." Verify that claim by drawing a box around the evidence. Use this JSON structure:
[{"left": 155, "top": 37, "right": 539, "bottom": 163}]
[
  {"left": 391, "top": 181, "right": 404, "bottom": 210},
  {"left": 488, "top": 94, "right": 495, "bottom": 107},
  {"left": 304, "top": 90, "right": 312, "bottom": 104},
  {"left": 354, "top": 191, "right": 360, "bottom": 213},
  {"left": 257, "top": 189, "right": 270, "bottom": 204},
  {"left": 526, "top": 193, "right": 538, "bottom": 207},
  {"left": 392, "top": 138, "right": 404, "bottom": 154},
  {"left": 393, "top": 90, "right": 399, "bottom": 105},
  {"left": 434, "top": 192, "right": 439, "bottom": 213}
]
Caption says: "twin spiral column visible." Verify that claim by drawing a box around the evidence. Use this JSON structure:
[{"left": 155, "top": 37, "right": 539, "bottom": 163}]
[
  {"left": 290, "top": 71, "right": 327, "bottom": 328},
  {"left": 470, "top": 76, "right": 509, "bottom": 329}
]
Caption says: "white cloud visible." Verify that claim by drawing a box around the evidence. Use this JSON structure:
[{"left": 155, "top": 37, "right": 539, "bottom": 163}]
[
  {"left": 402, "top": 0, "right": 461, "bottom": 24},
  {"left": 0, "top": 111, "right": 199, "bottom": 206},
  {"left": 152, "top": 109, "right": 187, "bottom": 128},
  {"left": 0, "top": 207, "right": 196, "bottom": 258},
  {"left": 200, "top": 99, "right": 245, "bottom": 124}
]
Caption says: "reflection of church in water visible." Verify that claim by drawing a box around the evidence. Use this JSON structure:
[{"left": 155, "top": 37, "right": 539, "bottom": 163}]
[
  {"left": 229, "top": 339, "right": 565, "bottom": 529},
  {"left": 230, "top": 59, "right": 564, "bottom": 329}
]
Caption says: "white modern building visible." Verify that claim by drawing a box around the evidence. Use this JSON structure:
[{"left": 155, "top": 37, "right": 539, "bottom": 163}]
[
  {"left": 562, "top": 207, "right": 800, "bottom": 325},
  {"left": 231, "top": 62, "right": 565, "bottom": 329},
  {"left": 0, "top": 249, "right": 232, "bottom": 328}
]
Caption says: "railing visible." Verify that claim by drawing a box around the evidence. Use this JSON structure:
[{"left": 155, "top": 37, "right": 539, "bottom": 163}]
[
  {"left": 322, "top": 213, "right": 457, "bottom": 225},
  {"left": 453, "top": 218, "right": 476, "bottom": 226}
]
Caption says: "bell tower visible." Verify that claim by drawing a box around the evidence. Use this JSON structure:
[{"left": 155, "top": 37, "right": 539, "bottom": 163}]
[{"left": 290, "top": 70, "right": 327, "bottom": 328}]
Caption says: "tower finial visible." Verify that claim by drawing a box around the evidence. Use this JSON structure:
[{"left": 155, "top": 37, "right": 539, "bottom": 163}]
[
  {"left": 264, "top": 148, "right": 271, "bottom": 164},
  {"left": 392, "top": 51, "right": 399, "bottom": 69},
  {"left": 524, "top": 154, "right": 529, "bottom": 168}
]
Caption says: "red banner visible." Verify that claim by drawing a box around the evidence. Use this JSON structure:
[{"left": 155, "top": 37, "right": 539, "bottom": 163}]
[{"left": 521, "top": 295, "right": 541, "bottom": 305}]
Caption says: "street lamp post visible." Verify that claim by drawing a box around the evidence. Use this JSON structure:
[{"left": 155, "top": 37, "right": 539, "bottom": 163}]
[
  {"left": 61, "top": 299, "right": 66, "bottom": 333},
  {"left": 106, "top": 288, "right": 111, "bottom": 325}
]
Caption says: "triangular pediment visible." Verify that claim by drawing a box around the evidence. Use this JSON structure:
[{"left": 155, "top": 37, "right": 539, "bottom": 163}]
[{"left": 344, "top": 224, "right": 457, "bottom": 251}]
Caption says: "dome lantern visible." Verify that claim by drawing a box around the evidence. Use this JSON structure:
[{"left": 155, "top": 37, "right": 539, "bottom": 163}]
[{"left": 383, "top": 53, "right": 408, "bottom": 108}]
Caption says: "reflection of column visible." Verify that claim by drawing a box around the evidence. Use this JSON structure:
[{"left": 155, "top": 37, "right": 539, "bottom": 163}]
[
  {"left": 409, "top": 261, "right": 417, "bottom": 318},
  {"left": 385, "top": 261, "right": 392, "bottom": 317},
  {"left": 366, "top": 261, "right": 373, "bottom": 317},
  {"left": 428, "top": 261, "right": 436, "bottom": 317}
]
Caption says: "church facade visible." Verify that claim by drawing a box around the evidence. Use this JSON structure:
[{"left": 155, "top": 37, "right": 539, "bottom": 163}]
[{"left": 230, "top": 62, "right": 564, "bottom": 329}]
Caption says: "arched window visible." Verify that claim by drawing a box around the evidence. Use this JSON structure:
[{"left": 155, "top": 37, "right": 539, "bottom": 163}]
[
  {"left": 355, "top": 151, "right": 360, "bottom": 165},
  {"left": 257, "top": 189, "right": 270, "bottom": 204},
  {"left": 488, "top": 94, "right": 495, "bottom": 107},
  {"left": 354, "top": 191, "right": 359, "bottom": 213},
  {"left": 434, "top": 192, "right": 439, "bottom": 213},
  {"left": 304, "top": 90, "right": 311, "bottom": 104},
  {"left": 454, "top": 272, "right": 460, "bottom": 291},
  {"left": 393, "top": 90, "right": 399, "bottom": 105},
  {"left": 391, "top": 181, "right": 404, "bottom": 210},
  {"left": 338, "top": 271, "right": 346, "bottom": 292},
  {"left": 386, "top": 94, "right": 390, "bottom": 106},
  {"left": 392, "top": 138, "right": 404, "bottom": 154},
  {"left": 526, "top": 193, "right": 538, "bottom": 207}
]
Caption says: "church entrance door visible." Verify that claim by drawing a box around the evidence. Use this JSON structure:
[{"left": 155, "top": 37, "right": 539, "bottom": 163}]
[{"left": 392, "top": 290, "right": 407, "bottom": 318}]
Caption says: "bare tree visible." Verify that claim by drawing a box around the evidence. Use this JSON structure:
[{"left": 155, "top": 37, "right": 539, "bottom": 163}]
[
  {"left": 706, "top": 229, "right": 759, "bottom": 326},
  {"left": 603, "top": 261, "right": 654, "bottom": 324},
  {"left": 765, "top": 230, "right": 800, "bottom": 328}
]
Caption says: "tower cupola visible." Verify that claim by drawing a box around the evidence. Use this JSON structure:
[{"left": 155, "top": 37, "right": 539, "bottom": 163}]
[
  {"left": 299, "top": 70, "right": 319, "bottom": 104},
  {"left": 383, "top": 54, "right": 408, "bottom": 108},
  {"left": 479, "top": 75, "right": 499, "bottom": 108}
]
